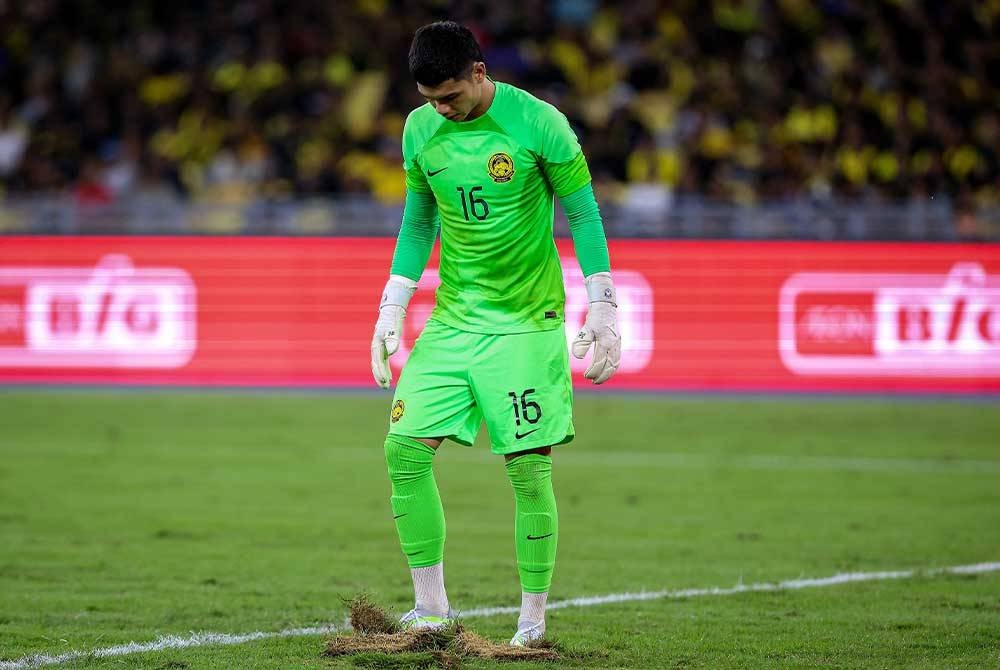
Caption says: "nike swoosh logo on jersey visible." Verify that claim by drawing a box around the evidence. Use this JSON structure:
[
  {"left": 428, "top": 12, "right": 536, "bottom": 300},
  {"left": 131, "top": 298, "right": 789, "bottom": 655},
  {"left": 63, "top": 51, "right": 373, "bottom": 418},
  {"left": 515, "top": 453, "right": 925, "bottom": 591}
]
[
  {"left": 427, "top": 166, "right": 449, "bottom": 176},
  {"left": 527, "top": 533, "right": 553, "bottom": 540},
  {"left": 514, "top": 427, "right": 540, "bottom": 440}
]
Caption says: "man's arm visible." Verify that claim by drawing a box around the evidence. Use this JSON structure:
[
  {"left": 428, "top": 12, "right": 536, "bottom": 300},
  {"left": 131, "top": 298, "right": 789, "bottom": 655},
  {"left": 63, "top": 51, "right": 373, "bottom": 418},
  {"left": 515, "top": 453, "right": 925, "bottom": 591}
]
[
  {"left": 541, "top": 149, "right": 621, "bottom": 383},
  {"left": 531, "top": 99, "right": 620, "bottom": 383},
  {"left": 557, "top": 180, "right": 620, "bottom": 385},
  {"left": 532, "top": 106, "right": 611, "bottom": 275},
  {"left": 371, "top": 187, "right": 440, "bottom": 389}
]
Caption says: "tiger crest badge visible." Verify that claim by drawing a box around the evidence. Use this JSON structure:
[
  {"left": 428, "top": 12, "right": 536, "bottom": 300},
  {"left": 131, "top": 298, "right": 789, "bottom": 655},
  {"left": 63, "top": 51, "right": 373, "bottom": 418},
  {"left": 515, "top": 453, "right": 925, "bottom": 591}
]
[{"left": 487, "top": 152, "right": 514, "bottom": 183}]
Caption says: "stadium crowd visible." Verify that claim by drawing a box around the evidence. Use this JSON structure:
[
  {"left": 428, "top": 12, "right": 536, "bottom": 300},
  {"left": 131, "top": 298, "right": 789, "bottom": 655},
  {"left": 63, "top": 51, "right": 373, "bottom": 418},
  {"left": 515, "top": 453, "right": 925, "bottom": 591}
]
[{"left": 0, "top": 0, "right": 998, "bottom": 219}]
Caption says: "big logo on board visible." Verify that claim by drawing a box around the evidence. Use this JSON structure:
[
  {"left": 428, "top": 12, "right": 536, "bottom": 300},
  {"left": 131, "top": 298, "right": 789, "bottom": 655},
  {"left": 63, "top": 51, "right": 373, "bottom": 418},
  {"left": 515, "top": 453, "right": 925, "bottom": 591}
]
[
  {"left": 0, "top": 254, "right": 197, "bottom": 368},
  {"left": 779, "top": 263, "right": 999, "bottom": 376}
]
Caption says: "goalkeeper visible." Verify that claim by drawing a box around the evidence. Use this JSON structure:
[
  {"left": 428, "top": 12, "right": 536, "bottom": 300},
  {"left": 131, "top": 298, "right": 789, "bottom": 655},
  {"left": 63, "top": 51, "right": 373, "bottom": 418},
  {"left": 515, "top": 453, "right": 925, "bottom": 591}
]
[{"left": 370, "top": 20, "right": 621, "bottom": 647}]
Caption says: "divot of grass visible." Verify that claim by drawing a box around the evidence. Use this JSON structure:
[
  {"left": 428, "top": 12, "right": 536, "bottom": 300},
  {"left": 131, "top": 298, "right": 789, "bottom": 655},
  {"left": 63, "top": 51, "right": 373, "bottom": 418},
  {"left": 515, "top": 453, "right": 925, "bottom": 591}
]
[
  {"left": 452, "top": 628, "right": 560, "bottom": 661},
  {"left": 343, "top": 594, "right": 400, "bottom": 635},
  {"left": 326, "top": 629, "right": 435, "bottom": 655},
  {"left": 324, "top": 596, "right": 561, "bottom": 667}
]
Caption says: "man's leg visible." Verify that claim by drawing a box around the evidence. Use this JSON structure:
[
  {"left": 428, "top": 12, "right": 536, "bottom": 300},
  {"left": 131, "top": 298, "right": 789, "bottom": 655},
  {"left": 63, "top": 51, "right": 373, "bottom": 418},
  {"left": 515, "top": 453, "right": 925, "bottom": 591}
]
[
  {"left": 504, "top": 445, "right": 556, "bottom": 644},
  {"left": 470, "top": 326, "right": 573, "bottom": 644},
  {"left": 383, "top": 319, "right": 482, "bottom": 628},
  {"left": 385, "top": 435, "right": 453, "bottom": 622}
]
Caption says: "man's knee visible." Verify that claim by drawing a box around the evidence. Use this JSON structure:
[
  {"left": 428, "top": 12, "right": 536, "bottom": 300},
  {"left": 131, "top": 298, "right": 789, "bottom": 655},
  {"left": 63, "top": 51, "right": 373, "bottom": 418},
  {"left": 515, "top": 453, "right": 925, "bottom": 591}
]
[
  {"left": 505, "top": 451, "right": 553, "bottom": 500},
  {"left": 384, "top": 435, "right": 437, "bottom": 485}
]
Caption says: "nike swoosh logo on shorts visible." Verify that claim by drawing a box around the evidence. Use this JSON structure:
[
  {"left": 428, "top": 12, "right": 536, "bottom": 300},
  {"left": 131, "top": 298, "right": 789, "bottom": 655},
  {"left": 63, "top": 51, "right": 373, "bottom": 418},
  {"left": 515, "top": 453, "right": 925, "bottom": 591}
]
[
  {"left": 527, "top": 533, "right": 553, "bottom": 540},
  {"left": 514, "top": 427, "right": 540, "bottom": 440},
  {"left": 427, "top": 166, "right": 449, "bottom": 176}
]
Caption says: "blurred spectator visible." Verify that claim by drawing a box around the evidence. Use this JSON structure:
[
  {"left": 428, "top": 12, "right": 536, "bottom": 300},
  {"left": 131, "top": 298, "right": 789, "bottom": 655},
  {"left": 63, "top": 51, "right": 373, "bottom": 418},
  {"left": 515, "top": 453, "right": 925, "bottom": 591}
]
[
  {"left": 0, "top": 96, "right": 29, "bottom": 180},
  {"left": 0, "top": 0, "right": 997, "bottom": 213},
  {"left": 74, "top": 155, "right": 113, "bottom": 206}
]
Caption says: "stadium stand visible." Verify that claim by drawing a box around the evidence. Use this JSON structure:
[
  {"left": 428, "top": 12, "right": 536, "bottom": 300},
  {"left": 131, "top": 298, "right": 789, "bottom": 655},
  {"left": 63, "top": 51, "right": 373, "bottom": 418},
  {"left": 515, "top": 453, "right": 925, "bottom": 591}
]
[{"left": 0, "top": 0, "right": 997, "bottom": 238}]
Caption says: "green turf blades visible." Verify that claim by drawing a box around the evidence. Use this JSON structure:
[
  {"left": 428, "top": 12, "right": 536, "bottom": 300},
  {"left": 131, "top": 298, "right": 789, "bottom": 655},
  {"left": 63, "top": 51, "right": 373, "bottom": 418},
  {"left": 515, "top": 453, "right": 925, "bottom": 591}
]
[{"left": 0, "top": 391, "right": 998, "bottom": 668}]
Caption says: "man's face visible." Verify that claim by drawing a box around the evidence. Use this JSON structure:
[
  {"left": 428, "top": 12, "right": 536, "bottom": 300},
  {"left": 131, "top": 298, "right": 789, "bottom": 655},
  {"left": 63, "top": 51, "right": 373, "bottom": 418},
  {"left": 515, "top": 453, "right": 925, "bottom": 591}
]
[{"left": 416, "top": 63, "right": 485, "bottom": 122}]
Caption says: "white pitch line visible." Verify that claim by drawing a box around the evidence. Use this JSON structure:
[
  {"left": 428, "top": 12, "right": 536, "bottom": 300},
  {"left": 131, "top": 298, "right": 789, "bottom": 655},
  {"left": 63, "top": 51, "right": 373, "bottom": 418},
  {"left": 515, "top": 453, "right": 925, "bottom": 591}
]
[{"left": 3, "top": 562, "right": 998, "bottom": 670}]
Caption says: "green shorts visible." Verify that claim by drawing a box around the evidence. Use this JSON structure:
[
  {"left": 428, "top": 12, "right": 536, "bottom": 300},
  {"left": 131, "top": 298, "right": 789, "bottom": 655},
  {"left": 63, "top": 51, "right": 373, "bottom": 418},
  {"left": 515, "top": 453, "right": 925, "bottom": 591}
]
[{"left": 388, "top": 319, "right": 575, "bottom": 454}]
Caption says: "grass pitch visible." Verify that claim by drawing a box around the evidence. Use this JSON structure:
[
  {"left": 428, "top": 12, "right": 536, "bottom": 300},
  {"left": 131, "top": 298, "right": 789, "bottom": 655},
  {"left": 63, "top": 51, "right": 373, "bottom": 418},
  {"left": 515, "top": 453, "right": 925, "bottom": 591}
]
[{"left": 0, "top": 390, "right": 998, "bottom": 669}]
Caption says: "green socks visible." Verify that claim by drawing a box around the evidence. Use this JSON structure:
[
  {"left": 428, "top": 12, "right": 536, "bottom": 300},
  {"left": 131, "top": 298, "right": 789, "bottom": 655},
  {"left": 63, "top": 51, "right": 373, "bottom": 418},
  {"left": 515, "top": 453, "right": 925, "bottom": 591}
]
[
  {"left": 385, "top": 436, "right": 445, "bottom": 568},
  {"left": 385, "top": 438, "right": 558, "bottom": 593},
  {"left": 506, "top": 454, "right": 558, "bottom": 593}
]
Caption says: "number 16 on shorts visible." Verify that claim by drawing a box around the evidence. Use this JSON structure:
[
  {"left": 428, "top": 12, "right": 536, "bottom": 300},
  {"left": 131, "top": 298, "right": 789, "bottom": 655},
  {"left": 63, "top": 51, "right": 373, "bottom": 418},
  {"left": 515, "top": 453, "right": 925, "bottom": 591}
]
[{"left": 509, "top": 388, "right": 542, "bottom": 440}]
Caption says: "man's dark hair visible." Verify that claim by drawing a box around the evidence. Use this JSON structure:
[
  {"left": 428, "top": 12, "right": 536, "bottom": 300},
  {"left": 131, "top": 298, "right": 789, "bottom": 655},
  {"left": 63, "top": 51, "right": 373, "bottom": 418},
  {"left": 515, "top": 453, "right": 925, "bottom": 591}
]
[{"left": 408, "top": 21, "right": 483, "bottom": 86}]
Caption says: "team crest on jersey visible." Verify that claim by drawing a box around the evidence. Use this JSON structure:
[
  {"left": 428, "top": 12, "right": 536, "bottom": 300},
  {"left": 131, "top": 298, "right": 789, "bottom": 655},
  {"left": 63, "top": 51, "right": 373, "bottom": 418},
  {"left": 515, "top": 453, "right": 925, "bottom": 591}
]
[
  {"left": 390, "top": 399, "right": 405, "bottom": 423},
  {"left": 487, "top": 152, "right": 514, "bottom": 183}
]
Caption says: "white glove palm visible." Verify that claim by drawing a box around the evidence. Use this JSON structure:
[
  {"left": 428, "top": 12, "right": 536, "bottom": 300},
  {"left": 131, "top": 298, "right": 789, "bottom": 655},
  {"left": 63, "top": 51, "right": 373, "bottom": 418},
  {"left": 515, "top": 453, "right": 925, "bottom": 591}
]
[
  {"left": 371, "top": 276, "right": 417, "bottom": 389},
  {"left": 571, "top": 273, "right": 621, "bottom": 385}
]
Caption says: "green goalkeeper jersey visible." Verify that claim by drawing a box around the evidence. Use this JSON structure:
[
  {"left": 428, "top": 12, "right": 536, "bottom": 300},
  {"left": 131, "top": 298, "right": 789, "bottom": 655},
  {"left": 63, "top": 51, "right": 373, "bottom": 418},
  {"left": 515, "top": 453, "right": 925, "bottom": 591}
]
[{"left": 402, "top": 80, "right": 592, "bottom": 334}]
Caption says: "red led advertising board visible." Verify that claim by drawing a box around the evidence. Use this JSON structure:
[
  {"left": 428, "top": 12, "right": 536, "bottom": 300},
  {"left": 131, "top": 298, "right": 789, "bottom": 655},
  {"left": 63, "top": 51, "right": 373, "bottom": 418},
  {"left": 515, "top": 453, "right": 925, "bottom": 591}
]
[{"left": 0, "top": 237, "right": 997, "bottom": 393}]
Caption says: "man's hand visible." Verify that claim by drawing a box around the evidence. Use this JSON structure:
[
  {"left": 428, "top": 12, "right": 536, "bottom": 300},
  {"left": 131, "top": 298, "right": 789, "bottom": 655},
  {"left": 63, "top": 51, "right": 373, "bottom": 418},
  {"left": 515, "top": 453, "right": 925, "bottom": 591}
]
[
  {"left": 371, "top": 275, "right": 418, "bottom": 389},
  {"left": 571, "top": 272, "right": 621, "bottom": 384}
]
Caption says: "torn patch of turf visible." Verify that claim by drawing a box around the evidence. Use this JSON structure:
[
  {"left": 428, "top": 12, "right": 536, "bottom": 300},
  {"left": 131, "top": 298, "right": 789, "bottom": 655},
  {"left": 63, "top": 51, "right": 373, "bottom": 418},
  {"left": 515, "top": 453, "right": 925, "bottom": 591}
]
[
  {"left": 452, "top": 629, "right": 560, "bottom": 661},
  {"left": 325, "top": 629, "right": 451, "bottom": 656},
  {"left": 325, "top": 596, "right": 561, "bottom": 666},
  {"left": 344, "top": 594, "right": 400, "bottom": 635}
]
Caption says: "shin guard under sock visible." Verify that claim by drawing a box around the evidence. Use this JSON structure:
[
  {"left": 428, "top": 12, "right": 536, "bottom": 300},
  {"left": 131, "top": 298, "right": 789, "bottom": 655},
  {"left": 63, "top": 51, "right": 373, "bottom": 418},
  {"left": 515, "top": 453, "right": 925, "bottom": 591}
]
[
  {"left": 385, "top": 435, "right": 445, "bottom": 568},
  {"left": 506, "top": 454, "right": 558, "bottom": 593}
]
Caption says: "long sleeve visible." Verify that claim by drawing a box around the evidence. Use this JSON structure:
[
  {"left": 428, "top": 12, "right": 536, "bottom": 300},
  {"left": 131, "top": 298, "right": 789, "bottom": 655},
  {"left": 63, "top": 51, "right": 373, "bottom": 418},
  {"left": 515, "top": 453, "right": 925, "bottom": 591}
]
[
  {"left": 389, "top": 189, "right": 440, "bottom": 281},
  {"left": 559, "top": 182, "right": 611, "bottom": 276}
]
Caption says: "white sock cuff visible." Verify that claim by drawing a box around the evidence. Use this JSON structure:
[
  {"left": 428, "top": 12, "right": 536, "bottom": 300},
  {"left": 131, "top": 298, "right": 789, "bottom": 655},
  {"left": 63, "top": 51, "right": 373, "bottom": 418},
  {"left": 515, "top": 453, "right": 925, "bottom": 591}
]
[
  {"left": 411, "top": 562, "right": 449, "bottom": 616},
  {"left": 519, "top": 590, "right": 548, "bottom": 625}
]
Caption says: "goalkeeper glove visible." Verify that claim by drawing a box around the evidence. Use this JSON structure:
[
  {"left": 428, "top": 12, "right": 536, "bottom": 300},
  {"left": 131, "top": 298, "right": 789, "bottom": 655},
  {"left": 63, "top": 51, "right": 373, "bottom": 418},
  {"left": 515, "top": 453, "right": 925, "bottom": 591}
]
[
  {"left": 371, "top": 275, "right": 417, "bottom": 389},
  {"left": 571, "top": 272, "right": 621, "bottom": 384}
]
